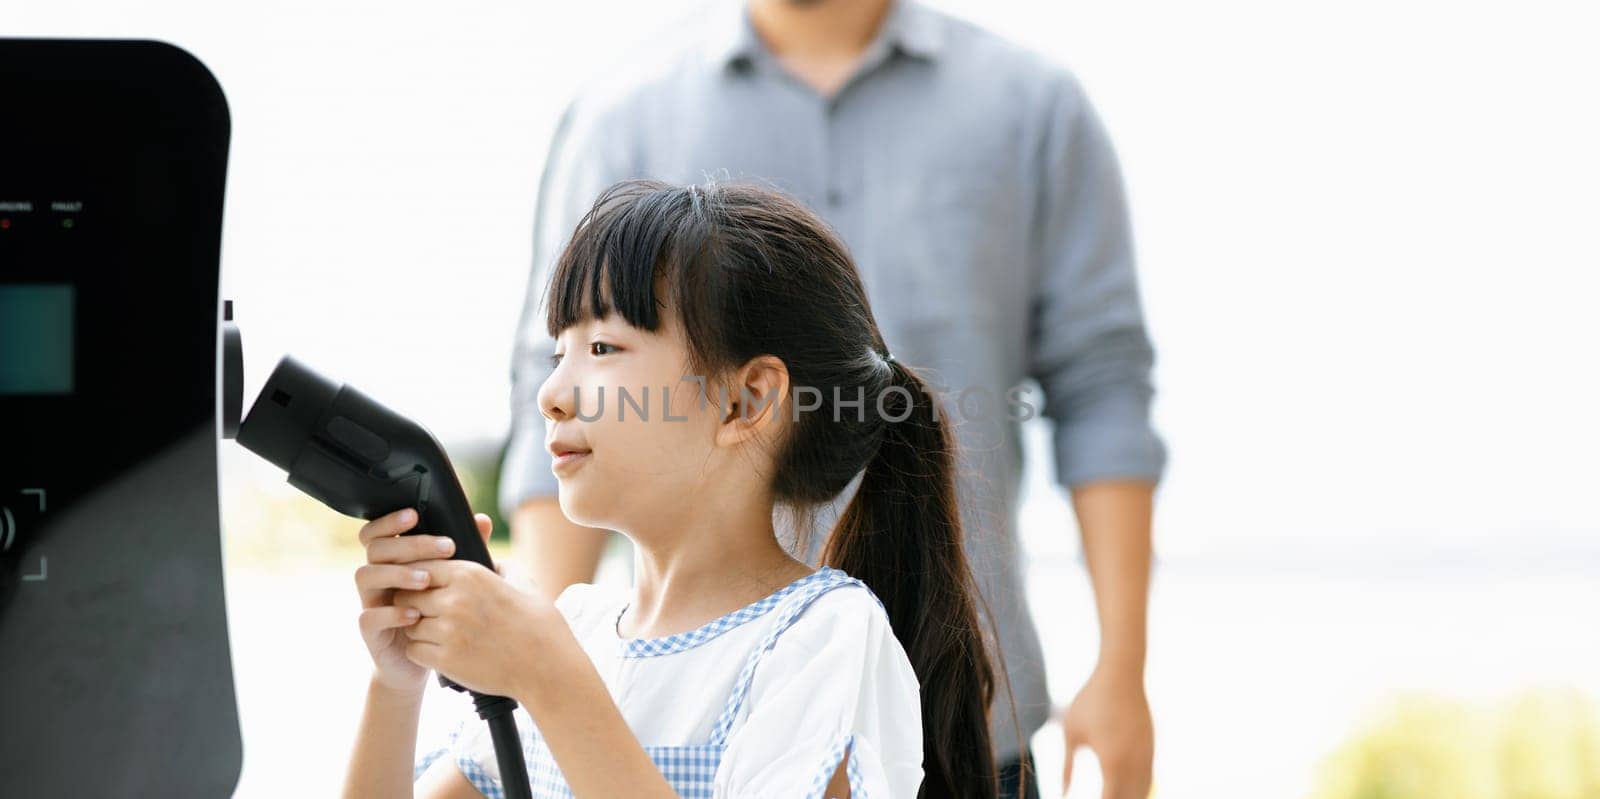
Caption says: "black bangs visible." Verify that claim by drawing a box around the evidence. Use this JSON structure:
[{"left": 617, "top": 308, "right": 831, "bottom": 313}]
[{"left": 542, "top": 180, "right": 714, "bottom": 342}]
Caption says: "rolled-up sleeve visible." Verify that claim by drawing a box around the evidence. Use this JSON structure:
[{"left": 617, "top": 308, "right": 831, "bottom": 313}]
[
  {"left": 1027, "top": 70, "right": 1168, "bottom": 489},
  {"left": 498, "top": 94, "right": 634, "bottom": 519}
]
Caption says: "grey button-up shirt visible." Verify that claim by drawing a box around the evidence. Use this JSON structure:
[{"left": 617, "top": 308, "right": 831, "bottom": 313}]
[{"left": 498, "top": 0, "right": 1167, "bottom": 762}]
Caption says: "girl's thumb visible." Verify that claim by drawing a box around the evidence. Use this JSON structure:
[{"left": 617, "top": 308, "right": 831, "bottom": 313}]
[{"left": 472, "top": 513, "right": 503, "bottom": 575}]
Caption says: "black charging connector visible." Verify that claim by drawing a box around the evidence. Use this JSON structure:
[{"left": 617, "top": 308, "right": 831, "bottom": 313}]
[{"left": 224, "top": 315, "right": 534, "bottom": 799}]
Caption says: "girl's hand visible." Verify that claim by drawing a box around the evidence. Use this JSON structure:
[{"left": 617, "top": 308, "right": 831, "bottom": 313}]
[
  {"left": 393, "top": 539, "right": 569, "bottom": 701},
  {"left": 353, "top": 508, "right": 495, "bottom": 693}
]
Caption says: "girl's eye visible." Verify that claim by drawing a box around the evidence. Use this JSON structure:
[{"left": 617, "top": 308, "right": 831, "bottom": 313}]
[{"left": 547, "top": 342, "right": 618, "bottom": 368}]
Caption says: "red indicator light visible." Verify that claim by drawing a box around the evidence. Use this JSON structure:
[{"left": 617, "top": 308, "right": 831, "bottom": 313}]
[{"left": 0, "top": 218, "right": 9, "bottom": 229}]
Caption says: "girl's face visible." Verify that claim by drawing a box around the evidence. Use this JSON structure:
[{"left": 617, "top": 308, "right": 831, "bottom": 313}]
[{"left": 536, "top": 307, "right": 784, "bottom": 535}]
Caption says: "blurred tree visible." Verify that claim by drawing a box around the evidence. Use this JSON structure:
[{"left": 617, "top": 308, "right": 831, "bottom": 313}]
[
  {"left": 1311, "top": 686, "right": 1600, "bottom": 799},
  {"left": 449, "top": 436, "right": 511, "bottom": 545}
]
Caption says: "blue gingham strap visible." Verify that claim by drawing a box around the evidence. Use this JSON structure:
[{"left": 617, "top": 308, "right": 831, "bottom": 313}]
[
  {"left": 706, "top": 568, "right": 864, "bottom": 746},
  {"left": 805, "top": 731, "right": 870, "bottom": 799}
]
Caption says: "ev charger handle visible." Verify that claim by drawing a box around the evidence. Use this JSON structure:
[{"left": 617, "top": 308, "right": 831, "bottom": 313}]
[
  {"left": 228, "top": 352, "right": 535, "bottom": 798},
  {"left": 234, "top": 354, "right": 494, "bottom": 571}
]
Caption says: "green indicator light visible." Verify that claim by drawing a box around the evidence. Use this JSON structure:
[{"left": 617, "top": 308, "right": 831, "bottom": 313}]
[{"left": 61, "top": 218, "right": 74, "bottom": 229}]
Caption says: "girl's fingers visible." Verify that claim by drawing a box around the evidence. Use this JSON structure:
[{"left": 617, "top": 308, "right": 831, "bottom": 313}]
[
  {"left": 403, "top": 638, "right": 442, "bottom": 669},
  {"left": 358, "top": 508, "right": 419, "bottom": 545},
  {"left": 366, "top": 533, "right": 455, "bottom": 565},
  {"left": 403, "top": 616, "right": 443, "bottom": 645},
  {"left": 473, "top": 514, "right": 507, "bottom": 576},
  {"left": 397, "top": 585, "right": 445, "bottom": 617},
  {"left": 355, "top": 563, "right": 432, "bottom": 597},
  {"left": 358, "top": 604, "right": 421, "bottom": 636}
]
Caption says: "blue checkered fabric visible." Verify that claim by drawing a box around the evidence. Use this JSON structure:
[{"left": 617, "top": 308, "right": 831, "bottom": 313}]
[
  {"left": 414, "top": 566, "right": 876, "bottom": 798},
  {"left": 617, "top": 567, "right": 844, "bottom": 659},
  {"left": 805, "top": 732, "right": 870, "bottom": 799}
]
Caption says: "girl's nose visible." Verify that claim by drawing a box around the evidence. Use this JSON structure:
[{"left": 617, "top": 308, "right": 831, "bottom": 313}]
[{"left": 537, "top": 366, "right": 574, "bottom": 423}]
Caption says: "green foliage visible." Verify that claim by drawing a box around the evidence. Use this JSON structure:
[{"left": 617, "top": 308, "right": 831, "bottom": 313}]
[
  {"left": 1311, "top": 687, "right": 1600, "bottom": 799},
  {"left": 451, "top": 437, "right": 511, "bottom": 544}
]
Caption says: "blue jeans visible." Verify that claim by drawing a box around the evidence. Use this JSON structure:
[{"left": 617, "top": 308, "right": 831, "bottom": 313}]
[{"left": 998, "top": 748, "right": 1040, "bottom": 799}]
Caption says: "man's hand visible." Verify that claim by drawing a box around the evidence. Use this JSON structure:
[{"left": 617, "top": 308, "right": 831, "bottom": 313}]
[{"left": 1060, "top": 665, "right": 1153, "bottom": 799}]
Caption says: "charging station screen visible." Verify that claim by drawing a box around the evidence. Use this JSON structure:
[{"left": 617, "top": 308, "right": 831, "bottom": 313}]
[{"left": 0, "top": 284, "right": 75, "bottom": 394}]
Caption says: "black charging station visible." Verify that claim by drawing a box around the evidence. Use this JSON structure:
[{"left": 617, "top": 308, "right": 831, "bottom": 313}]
[
  {"left": 1, "top": 38, "right": 536, "bottom": 798},
  {"left": 0, "top": 39, "right": 242, "bottom": 796}
]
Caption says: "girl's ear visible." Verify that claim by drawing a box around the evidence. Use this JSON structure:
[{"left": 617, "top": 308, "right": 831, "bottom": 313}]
[{"left": 715, "top": 355, "right": 790, "bottom": 447}]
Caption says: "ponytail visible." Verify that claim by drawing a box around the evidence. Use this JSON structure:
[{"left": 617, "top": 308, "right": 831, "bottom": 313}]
[{"left": 823, "top": 356, "right": 1012, "bottom": 799}]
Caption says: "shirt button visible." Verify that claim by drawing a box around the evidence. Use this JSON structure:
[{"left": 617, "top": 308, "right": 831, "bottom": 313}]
[{"left": 826, "top": 189, "right": 843, "bottom": 208}]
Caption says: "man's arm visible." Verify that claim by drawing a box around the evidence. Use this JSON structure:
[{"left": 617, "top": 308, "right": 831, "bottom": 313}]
[
  {"left": 1070, "top": 480, "right": 1152, "bottom": 681},
  {"left": 499, "top": 92, "right": 634, "bottom": 599},
  {"left": 1062, "top": 479, "right": 1154, "bottom": 798},
  {"left": 1025, "top": 67, "right": 1166, "bottom": 798},
  {"left": 510, "top": 497, "right": 610, "bottom": 602}
]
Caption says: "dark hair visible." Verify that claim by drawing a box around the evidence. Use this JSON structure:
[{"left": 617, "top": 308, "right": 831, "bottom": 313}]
[{"left": 544, "top": 178, "right": 1014, "bottom": 798}]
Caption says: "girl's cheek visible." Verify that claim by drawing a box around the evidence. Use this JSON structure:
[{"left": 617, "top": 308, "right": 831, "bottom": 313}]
[{"left": 675, "top": 377, "right": 720, "bottom": 420}]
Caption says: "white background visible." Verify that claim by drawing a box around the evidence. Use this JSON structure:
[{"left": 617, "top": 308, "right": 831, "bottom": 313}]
[{"left": 8, "top": 1, "right": 1599, "bottom": 796}]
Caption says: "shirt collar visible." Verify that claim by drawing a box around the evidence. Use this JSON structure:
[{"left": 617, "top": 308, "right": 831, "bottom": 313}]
[{"left": 703, "top": 0, "right": 945, "bottom": 72}]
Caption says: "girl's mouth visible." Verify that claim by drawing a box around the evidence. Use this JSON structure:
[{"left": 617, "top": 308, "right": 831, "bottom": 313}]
[{"left": 552, "top": 450, "right": 592, "bottom": 472}]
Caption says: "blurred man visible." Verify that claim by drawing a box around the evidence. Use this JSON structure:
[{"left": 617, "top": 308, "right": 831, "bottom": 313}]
[{"left": 498, "top": 1, "right": 1167, "bottom": 796}]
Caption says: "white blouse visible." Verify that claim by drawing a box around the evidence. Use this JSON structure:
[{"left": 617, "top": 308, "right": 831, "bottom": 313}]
[{"left": 414, "top": 566, "right": 925, "bottom": 798}]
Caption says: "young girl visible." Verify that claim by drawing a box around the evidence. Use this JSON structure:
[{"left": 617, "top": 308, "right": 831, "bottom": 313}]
[{"left": 343, "top": 179, "right": 1006, "bottom": 798}]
